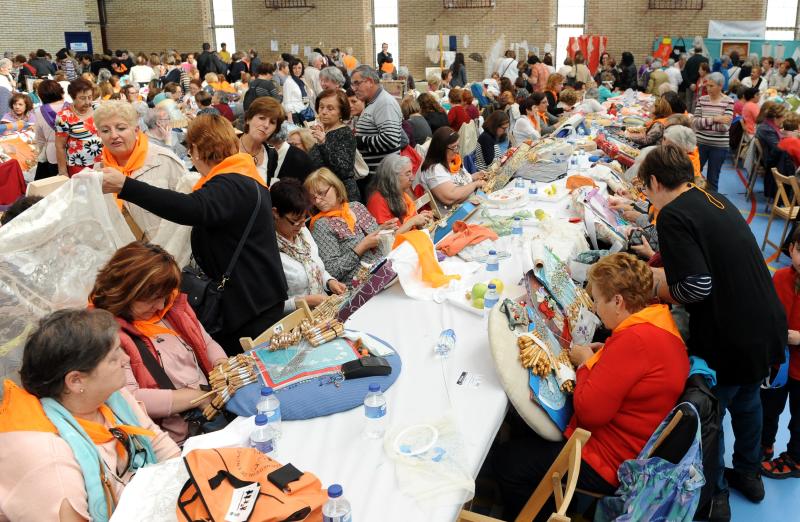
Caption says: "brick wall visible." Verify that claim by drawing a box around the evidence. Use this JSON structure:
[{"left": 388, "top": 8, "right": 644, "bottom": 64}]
[
  {"left": 586, "top": 1, "right": 767, "bottom": 65},
  {"left": 103, "top": 0, "right": 213, "bottom": 54},
  {"left": 232, "top": 0, "right": 373, "bottom": 67},
  {"left": 399, "top": 0, "right": 557, "bottom": 85},
  {"left": 0, "top": 0, "right": 103, "bottom": 57}
]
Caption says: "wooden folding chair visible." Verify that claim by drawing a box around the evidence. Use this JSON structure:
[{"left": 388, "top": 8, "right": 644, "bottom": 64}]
[
  {"left": 762, "top": 168, "right": 800, "bottom": 257},
  {"left": 746, "top": 139, "right": 764, "bottom": 200},
  {"left": 735, "top": 132, "right": 752, "bottom": 167},
  {"left": 458, "top": 429, "right": 591, "bottom": 522}
]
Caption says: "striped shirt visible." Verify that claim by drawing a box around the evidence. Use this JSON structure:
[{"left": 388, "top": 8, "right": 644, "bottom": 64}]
[
  {"left": 692, "top": 95, "right": 734, "bottom": 148},
  {"left": 355, "top": 87, "right": 407, "bottom": 174}
]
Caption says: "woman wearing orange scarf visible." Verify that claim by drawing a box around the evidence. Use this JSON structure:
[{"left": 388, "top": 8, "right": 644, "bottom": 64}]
[
  {"left": 306, "top": 167, "right": 390, "bottom": 286},
  {"left": 0, "top": 309, "right": 179, "bottom": 522},
  {"left": 494, "top": 253, "right": 689, "bottom": 519},
  {"left": 625, "top": 96, "right": 673, "bottom": 147},
  {"left": 95, "top": 100, "right": 190, "bottom": 246},
  {"left": 366, "top": 154, "right": 433, "bottom": 231},
  {"left": 89, "top": 242, "right": 229, "bottom": 445},
  {"left": 100, "top": 114, "right": 288, "bottom": 355}
]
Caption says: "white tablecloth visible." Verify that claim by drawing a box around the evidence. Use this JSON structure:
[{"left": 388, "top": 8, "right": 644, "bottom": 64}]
[{"left": 123, "top": 178, "right": 585, "bottom": 522}]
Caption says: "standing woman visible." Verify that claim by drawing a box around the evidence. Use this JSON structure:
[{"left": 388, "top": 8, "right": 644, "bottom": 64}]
[
  {"left": 99, "top": 114, "right": 288, "bottom": 355},
  {"left": 308, "top": 88, "right": 360, "bottom": 201},
  {"left": 617, "top": 51, "right": 638, "bottom": 91},
  {"left": 450, "top": 52, "right": 467, "bottom": 88},
  {"left": 692, "top": 72, "right": 733, "bottom": 191},
  {"left": 33, "top": 80, "right": 66, "bottom": 179},
  {"left": 282, "top": 58, "right": 312, "bottom": 125},
  {"left": 55, "top": 78, "right": 103, "bottom": 176},
  {"left": 238, "top": 96, "right": 283, "bottom": 184},
  {"left": 0, "top": 58, "right": 13, "bottom": 116}
]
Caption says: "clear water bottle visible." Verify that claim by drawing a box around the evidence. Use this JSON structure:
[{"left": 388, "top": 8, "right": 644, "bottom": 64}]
[
  {"left": 577, "top": 125, "right": 586, "bottom": 137},
  {"left": 486, "top": 249, "right": 499, "bottom": 272},
  {"left": 364, "top": 383, "right": 387, "bottom": 439},
  {"left": 256, "top": 386, "right": 282, "bottom": 438},
  {"left": 529, "top": 181, "right": 538, "bottom": 199},
  {"left": 250, "top": 414, "right": 277, "bottom": 456},
  {"left": 322, "top": 484, "right": 352, "bottom": 522},
  {"left": 515, "top": 177, "right": 526, "bottom": 189},
  {"left": 484, "top": 283, "right": 500, "bottom": 312},
  {"left": 570, "top": 154, "right": 578, "bottom": 172},
  {"left": 511, "top": 217, "right": 523, "bottom": 238},
  {"left": 434, "top": 329, "right": 456, "bottom": 358}
]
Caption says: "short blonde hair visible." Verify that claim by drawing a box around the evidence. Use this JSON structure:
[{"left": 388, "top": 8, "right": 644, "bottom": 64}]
[
  {"left": 185, "top": 114, "right": 239, "bottom": 165},
  {"left": 287, "top": 128, "right": 315, "bottom": 152},
  {"left": 558, "top": 88, "right": 578, "bottom": 106},
  {"left": 94, "top": 100, "right": 139, "bottom": 128},
  {"left": 587, "top": 252, "right": 653, "bottom": 313},
  {"left": 304, "top": 168, "right": 347, "bottom": 205},
  {"left": 204, "top": 72, "right": 219, "bottom": 84}
]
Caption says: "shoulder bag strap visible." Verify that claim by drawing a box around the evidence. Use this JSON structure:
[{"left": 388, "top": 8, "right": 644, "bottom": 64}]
[
  {"left": 220, "top": 179, "right": 262, "bottom": 288},
  {"left": 130, "top": 335, "right": 176, "bottom": 390}
]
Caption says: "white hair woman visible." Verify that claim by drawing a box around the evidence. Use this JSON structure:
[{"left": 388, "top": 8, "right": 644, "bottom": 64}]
[
  {"left": 366, "top": 154, "right": 433, "bottom": 232},
  {"left": 319, "top": 66, "right": 345, "bottom": 91},
  {"left": 95, "top": 100, "right": 192, "bottom": 246},
  {"left": 691, "top": 71, "right": 733, "bottom": 191}
]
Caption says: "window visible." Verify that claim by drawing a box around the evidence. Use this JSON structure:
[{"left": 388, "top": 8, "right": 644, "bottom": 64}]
[
  {"left": 373, "top": 0, "right": 399, "bottom": 67},
  {"left": 555, "top": 0, "right": 585, "bottom": 67},
  {"left": 765, "top": 0, "right": 798, "bottom": 41},
  {"left": 211, "top": 0, "right": 236, "bottom": 52}
]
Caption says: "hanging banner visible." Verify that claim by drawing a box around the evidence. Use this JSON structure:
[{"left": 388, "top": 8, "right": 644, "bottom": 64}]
[
  {"left": 708, "top": 21, "right": 765, "bottom": 40},
  {"left": 567, "top": 35, "right": 607, "bottom": 75}
]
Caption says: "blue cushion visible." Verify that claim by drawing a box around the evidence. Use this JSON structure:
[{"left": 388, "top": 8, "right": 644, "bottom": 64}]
[{"left": 225, "top": 334, "right": 402, "bottom": 420}]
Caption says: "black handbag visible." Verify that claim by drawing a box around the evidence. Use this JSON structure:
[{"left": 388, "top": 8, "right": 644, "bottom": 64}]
[{"left": 181, "top": 179, "right": 262, "bottom": 335}]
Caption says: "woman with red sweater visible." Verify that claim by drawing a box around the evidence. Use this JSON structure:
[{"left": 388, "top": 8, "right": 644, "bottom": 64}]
[{"left": 494, "top": 253, "right": 689, "bottom": 520}]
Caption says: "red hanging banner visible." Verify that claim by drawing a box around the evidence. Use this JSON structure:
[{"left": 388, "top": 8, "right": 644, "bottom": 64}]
[{"left": 567, "top": 35, "right": 608, "bottom": 76}]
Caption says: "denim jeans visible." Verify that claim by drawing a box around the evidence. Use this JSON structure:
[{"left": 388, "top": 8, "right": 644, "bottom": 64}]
[
  {"left": 761, "top": 377, "right": 800, "bottom": 460},
  {"left": 698, "top": 144, "right": 728, "bottom": 191},
  {"left": 713, "top": 383, "right": 763, "bottom": 493}
]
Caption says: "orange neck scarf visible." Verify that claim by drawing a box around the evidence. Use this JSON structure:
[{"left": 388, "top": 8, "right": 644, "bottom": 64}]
[
  {"left": 688, "top": 148, "right": 701, "bottom": 179},
  {"left": 529, "top": 113, "right": 541, "bottom": 131},
  {"left": 102, "top": 132, "right": 149, "bottom": 209},
  {"left": 585, "top": 304, "right": 681, "bottom": 370},
  {"left": 449, "top": 153, "right": 463, "bottom": 173},
  {"left": 193, "top": 152, "right": 266, "bottom": 192},
  {"left": 0, "top": 381, "right": 154, "bottom": 460},
  {"left": 310, "top": 200, "right": 356, "bottom": 232},
  {"left": 393, "top": 230, "right": 460, "bottom": 287},
  {"left": 646, "top": 117, "right": 668, "bottom": 131},
  {"left": 546, "top": 89, "right": 558, "bottom": 102},
  {"left": 131, "top": 289, "right": 179, "bottom": 339}
]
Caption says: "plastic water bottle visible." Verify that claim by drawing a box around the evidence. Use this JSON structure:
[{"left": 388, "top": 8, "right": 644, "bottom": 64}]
[
  {"left": 250, "top": 414, "right": 277, "bottom": 456},
  {"left": 256, "top": 386, "right": 282, "bottom": 438},
  {"left": 515, "top": 177, "right": 526, "bottom": 190},
  {"left": 529, "top": 181, "right": 538, "bottom": 199},
  {"left": 364, "top": 383, "right": 387, "bottom": 439},
  {"left": 484, "top": 283, "right": 500, "bottom": 312},
  {"left": 511, "top": 217, "right": 523, "bottom": 242},
  {"left": 434, "top": 329, "right": 456, "bottom": 358},
  {"left": 486, "top": 250, "right": 499, "bottom": 272},
  {"left": 322, "top": 484, "right": 352, "bottom": 522},
  {"left": 570, "top": 154, "right": 578, "bottom": 172}
]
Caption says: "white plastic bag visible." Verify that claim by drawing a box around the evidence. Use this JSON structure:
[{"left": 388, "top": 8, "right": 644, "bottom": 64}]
[{"left": 0, "top": 173, "right": 133, "bottom": 390}]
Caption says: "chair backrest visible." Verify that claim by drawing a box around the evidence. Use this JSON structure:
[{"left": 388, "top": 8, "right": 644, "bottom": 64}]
[
  {"left": 513, "top": 428, "right": 591, "bottom": 522},
  {"left": 459, "top": 119, "right": 479, "bottom": 157},
  {"left": 771, "top": 167, "right": 800, "bottom": 211},
  {"left": 753, "top": 138, "right": 764, "bottom": 168}
]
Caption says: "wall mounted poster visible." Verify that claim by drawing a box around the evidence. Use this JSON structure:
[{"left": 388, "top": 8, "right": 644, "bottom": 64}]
[{"left": 721, "top": 40, "right": 750, "bottom": 59}]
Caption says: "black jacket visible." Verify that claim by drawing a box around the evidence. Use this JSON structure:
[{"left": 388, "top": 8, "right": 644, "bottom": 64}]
[
  {"left": 29, "top": 57, "right": 55, "bottom": 77},
  {"left": 197, "top": 51, "right": 228, "bottom": 78},
  {"left": 682, "top": 53, "right": 709, "bottom": 88},
  {"left": 119, "top": 173, "right": 288, "bottom": 333},
  {"left": 227, "top": 61, "right": 249, "bottom": 84},
  {"left": 275, "top": 145, "right": 314, "bottom": 183}
]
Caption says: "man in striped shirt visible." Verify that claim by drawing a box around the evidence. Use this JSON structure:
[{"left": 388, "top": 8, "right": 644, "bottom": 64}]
[{"left": 351, "top": 65, "right": 408, "bottom": 181}]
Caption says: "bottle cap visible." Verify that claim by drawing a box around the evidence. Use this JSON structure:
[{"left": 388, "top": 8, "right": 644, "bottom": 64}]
[
  {"left": 255, "top": 414, "right": 268, "bottom": 426},
  {"left": 489, "top": 249, "right": 497, "bottom": 255},
  {"left": 328, "top": 484, "right": 343, "bottom": 498},
  {"left": 260, "top": 386, "right": 273, "bottom": 396},
  {"left": 514, "top": 217, "right": 520, "bottom": 221},
  {"left": 368, "top": 383, "right": 380, "bottom": 392},
  {"left": 488, "top": 283, "right": 496, "bottom": 289}
]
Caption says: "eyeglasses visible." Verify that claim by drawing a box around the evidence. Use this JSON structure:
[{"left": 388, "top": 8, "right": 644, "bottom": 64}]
[
  {"left": 109, "top": 427, "right": 148, "bottom": 475},
  {"left": 282, "top": 214, "right": 307, "bottom": 227},
  {"left": 312, "top": 185, "right": 333, "bottom": 201},
  {"left": 447, "top": 144, "right": 459, "bottom": 152}
]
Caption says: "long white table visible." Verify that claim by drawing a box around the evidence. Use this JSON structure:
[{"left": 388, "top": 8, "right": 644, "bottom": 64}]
[{"left": 123, "top": 177, "right": 583, "bottom": 522}]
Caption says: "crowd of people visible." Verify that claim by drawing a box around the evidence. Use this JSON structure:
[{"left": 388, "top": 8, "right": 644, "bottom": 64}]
[{"left": 0, "top": 38, "right": 799, "bottom": 522}]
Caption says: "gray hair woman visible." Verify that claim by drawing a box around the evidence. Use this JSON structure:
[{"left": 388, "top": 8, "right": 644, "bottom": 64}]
[
  {"left": 367, "top": 154, "right": 432, "bottom": 232},
  {"left": 0, "top": 58, "right": 14, "bottom": 118},
  {"left": 319, "top": 66, "right": 345, "bottom": 91},
  {"left": 94, "top": 100, "right": 191, "bottom": 245},
  {"left": 691, "top": 71, "right": 733, "bottom": 190}
]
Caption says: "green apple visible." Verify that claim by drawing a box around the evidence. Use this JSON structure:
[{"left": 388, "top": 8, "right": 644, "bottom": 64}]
[
  {"left": 472, "top": 282, "right": 489, "bottom": 299},
  {"left": 489, "top": 278, "right": 505, "bottom": 294},
  {"left": 472, "top": 297, "right": 485, "bottom": 309}
]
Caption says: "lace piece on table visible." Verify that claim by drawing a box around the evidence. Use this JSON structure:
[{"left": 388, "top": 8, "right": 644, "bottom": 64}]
[{"left": 0, "top": 174, "right": 133, "bottom": 393}]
